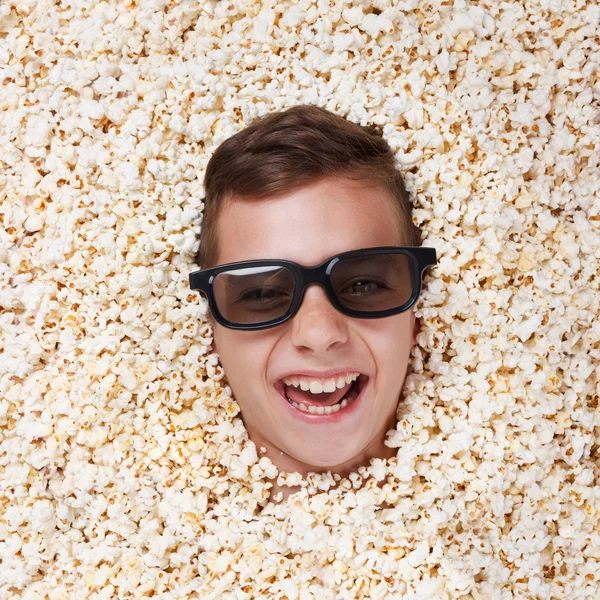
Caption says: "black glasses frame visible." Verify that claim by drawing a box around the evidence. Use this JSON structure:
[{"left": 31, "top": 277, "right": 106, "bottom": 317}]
[{"left": 188, "top": 246, "right": 437, "bottom": 331}]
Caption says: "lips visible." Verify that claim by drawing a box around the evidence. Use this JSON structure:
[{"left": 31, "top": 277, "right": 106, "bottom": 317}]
[{"left": 273, "top": 374, "right": 369, "bottom": 422}]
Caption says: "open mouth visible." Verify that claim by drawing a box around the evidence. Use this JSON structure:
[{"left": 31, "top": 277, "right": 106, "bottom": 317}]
[{"left": 274, "top": 374, "right": 369, "bottom": 417}]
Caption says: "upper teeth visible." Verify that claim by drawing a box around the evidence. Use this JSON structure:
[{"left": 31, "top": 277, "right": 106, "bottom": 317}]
[{"left": 282, "top": 372, "right": 360, "bottom": 394}]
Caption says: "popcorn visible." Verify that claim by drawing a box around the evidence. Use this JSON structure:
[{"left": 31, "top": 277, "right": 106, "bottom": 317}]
[
  {"left": 31, "top": 499, "right": 56, "bottom": 536},
  {"left": 1, "top": 1, "right": 598, "bottom": 598},
  {"left": 357, "top": 13, "right": 394, "bottom": 38},
  {"left": 16, "top": 415, "right": 53, "bottom": 441}
]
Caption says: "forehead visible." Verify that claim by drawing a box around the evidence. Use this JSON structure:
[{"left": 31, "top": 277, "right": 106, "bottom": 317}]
[{"left": 215, "top": 176, "right": 400, "bottom": 266}]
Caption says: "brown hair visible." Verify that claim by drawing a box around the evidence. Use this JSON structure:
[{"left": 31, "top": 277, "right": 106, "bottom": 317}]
[{"left": 194, "top": 104, "right": 423, "bottom": 270}]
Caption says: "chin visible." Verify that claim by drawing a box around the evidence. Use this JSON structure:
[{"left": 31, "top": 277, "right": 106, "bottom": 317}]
[{"left": 287, "top": 446, "right": 362, "bottom": 469}]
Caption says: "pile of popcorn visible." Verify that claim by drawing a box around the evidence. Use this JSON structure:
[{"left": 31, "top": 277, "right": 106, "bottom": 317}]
[{"left": 1, "top": 0, "right": 599, "bottom": 597}]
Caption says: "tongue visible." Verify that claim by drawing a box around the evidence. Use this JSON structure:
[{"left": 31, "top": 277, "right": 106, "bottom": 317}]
[{"left": 284, "top": 380, "right": 353, "bottom": 407}]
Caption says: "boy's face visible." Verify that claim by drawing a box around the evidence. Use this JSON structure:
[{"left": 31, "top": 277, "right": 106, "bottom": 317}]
[{"left": 209, "top": 175, "right": 420, "bottom": 473}]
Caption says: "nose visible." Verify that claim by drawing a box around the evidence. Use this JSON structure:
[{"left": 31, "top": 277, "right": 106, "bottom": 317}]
[{"left": 289, "top": 283, "right": 349, "bottom": 350}]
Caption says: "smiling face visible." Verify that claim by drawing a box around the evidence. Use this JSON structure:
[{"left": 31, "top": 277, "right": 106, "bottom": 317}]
[{"left": 210, "top": 175, "right": 420, "bottom": 479}]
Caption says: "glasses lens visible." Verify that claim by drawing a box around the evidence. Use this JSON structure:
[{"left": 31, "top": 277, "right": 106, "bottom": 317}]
[
  {"left": 330, "top": 252, "right": 414, "bottom": 312},
  {"left": 213, "top": 265, "right": 295, "bottom": 325}
]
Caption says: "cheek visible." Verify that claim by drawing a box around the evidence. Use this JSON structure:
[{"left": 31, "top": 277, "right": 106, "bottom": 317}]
[
  {"left": 375, "top": 336, "right": 412, "bottom": 371},
  {"left": 371, "top": 317, "right": 414, "bottom": 352},
  {"left": 212, "top": 331, "right": 271, "bottom": 386},
  {"left": 367, "top": 325, "right": 414, "bottom": 379}
]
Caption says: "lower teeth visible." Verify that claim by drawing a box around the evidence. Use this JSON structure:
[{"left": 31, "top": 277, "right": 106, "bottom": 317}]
[{"left": 286, "top": 386, "right": 360, "bottom": 415}]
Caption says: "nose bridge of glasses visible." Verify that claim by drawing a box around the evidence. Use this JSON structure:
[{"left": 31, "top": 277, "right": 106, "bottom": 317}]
[
  {"left": 296, "top": 259, "right": 337, "bottom": 292},
  {"left": 288, "top": 261, "right": 336, "bottom": 311}
]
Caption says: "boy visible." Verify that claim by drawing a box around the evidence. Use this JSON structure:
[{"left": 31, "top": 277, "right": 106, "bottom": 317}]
[{"left": 189, "top": 104, "right": 437, "bottom": 503}]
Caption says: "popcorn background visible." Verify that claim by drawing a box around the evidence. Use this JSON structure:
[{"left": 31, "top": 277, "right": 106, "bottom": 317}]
[{"left": 1, "top": 0, "right": 599, "bottom": 598}]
